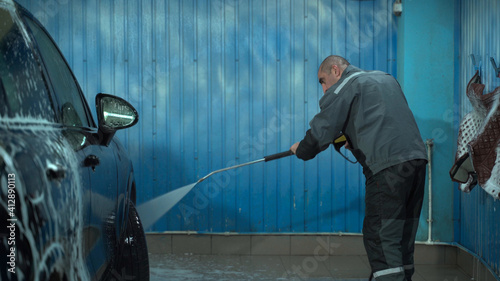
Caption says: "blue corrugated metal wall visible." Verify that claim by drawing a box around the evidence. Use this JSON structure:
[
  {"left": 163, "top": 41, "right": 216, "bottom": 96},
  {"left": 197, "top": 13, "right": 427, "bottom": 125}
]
[
  {"left": 458, "top": 0, "right": 500, "bottom": 276},
  {"left": 17, "top": 0, "right": 397, "bottom": 233}
]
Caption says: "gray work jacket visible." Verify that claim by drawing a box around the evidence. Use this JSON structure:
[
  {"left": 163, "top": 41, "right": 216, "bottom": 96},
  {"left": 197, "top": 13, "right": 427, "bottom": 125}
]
[{"left": 296, "top": 65, "right": 428, "bottom": 176}]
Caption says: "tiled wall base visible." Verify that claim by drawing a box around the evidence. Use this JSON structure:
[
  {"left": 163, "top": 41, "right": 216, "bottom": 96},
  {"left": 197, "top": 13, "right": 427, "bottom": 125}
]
[
  {"left": 456, "top": 246, "right": 499, "bottom": 281},
  {"left": 146, "top": 233, "right": 499, "bottom": 280}
]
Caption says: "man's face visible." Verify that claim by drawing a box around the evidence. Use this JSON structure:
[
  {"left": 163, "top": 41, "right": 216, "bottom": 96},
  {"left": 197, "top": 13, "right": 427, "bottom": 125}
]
[{"left": 318, "top": 65, "right": 342, "bottom": 94}]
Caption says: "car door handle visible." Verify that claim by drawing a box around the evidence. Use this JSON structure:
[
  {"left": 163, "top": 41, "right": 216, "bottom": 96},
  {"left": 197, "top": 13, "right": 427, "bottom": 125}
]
[
  {"left": 84, "top": 155, "right": 100, "bottom": 171},
  {"left": 46, "top": 164, "right": 66, "bottom": 181}
]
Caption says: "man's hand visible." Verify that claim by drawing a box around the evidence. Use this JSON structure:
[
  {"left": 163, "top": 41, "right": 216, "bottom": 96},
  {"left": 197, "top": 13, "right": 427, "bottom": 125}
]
[
  {"left": 344, "top": 140, "right": 352, "bottom": 150},
  {"left": 290, "top": 142, "right": 300, "bottom": 154}
]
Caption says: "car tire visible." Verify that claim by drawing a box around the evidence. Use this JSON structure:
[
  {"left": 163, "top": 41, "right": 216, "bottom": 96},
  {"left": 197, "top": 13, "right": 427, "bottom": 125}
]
[{"left": 115, "top": 201, "right": 149, "bottom": 281}]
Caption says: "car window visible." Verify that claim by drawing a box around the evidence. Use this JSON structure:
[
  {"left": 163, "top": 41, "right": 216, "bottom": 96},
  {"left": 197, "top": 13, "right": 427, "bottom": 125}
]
[
  {"left": 24, "top": 17, "right": 92, "bottom": 128},
  {"left": 0, "top": 7, "right": 55, "bottom": 121}
]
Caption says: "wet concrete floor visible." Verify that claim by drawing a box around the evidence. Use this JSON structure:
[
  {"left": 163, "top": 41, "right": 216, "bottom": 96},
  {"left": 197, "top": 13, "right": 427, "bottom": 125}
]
[{"left": 149, "top": 253, "right": 472, "bottom": 281}]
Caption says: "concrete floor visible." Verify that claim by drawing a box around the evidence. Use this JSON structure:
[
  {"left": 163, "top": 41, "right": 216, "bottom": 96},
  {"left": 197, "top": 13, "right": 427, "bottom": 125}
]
[{"left": 149, "top": 253, "right": 473, "bottom": 281}]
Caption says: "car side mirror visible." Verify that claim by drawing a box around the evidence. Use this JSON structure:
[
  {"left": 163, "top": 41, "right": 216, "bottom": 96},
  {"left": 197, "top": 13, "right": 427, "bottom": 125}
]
[{"left": 96, "top": 93, "right": 138, "bottom": 146}]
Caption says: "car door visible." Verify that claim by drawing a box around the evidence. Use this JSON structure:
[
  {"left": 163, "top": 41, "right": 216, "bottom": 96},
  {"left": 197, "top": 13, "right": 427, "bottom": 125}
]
[
  {"left": 0, "top": 4, "right": 90, "bottom": 280},
  {"left": 23, "top": 14, "right": 121, "bottom": 280}
]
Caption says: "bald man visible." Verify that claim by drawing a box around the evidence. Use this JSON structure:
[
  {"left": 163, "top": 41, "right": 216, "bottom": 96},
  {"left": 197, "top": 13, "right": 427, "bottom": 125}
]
[{"left": 291, "top": 55, "right": 428, "bottom": 281}]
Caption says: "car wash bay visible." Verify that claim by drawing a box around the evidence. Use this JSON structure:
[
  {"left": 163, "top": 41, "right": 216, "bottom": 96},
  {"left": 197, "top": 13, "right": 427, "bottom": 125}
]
[{"left": 17, "top": 0, "right": 499, "bottom": 280}]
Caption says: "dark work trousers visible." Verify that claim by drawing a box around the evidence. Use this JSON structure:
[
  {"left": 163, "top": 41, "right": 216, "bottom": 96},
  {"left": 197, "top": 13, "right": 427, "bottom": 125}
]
[{"left": 363, "top": 159, "right": 427, "bottom": 281}]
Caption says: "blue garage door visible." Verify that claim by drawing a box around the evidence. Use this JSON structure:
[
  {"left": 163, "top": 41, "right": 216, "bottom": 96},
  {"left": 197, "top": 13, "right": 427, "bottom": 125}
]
[{"left": 18, "top": 0, "right": 397, "bottom": 233}]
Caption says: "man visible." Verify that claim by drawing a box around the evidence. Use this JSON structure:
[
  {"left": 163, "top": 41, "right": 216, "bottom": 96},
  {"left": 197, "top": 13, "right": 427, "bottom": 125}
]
[{"left": 290, "top": 55, "right": 428, "bottom": 281}]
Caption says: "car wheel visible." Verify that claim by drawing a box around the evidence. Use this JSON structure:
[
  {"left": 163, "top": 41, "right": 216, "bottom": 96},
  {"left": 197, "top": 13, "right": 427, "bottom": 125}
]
[{"left": 115, "top": 201, "right": 149, "bottom": 281}]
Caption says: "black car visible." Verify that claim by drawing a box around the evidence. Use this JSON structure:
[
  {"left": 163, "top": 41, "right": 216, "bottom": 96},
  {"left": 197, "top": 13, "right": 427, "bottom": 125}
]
[{"left": 0, "top": 1, "right": 149, "bottom": 280}]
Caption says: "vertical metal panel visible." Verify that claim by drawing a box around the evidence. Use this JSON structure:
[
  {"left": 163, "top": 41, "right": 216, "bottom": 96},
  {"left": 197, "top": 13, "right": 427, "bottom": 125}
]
[
  {"left": 459, "top": 0, "right": 500, "bottom": 276},
  {"left": 289, "top": 0, "right": 306, "bottom": 233},
  {"left": 17, "top": 0, "right": 397, "bottom": 233},
  {"left": 317, "top": 0, "right": 334, "bottom": 233}
]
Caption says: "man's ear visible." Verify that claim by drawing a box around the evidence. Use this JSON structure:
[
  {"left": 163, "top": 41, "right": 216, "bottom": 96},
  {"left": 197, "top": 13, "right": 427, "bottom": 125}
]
[{"left": 332, "top": 65, "right": 340, "bottom": 77}]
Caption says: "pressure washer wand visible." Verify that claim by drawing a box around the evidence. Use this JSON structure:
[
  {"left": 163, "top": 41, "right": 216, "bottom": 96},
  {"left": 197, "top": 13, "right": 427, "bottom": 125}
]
[{"left": 197, "top": 150, "right": 294, "bottom": 183}]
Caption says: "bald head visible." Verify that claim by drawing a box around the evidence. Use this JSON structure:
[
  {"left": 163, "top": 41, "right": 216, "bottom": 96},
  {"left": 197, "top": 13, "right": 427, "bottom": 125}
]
[
  {"left": 319, "top": 55, "right": 350, "bottom": 74},
  {"left": 317, "top": 56, "right": 350, "bottom": 93}
]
